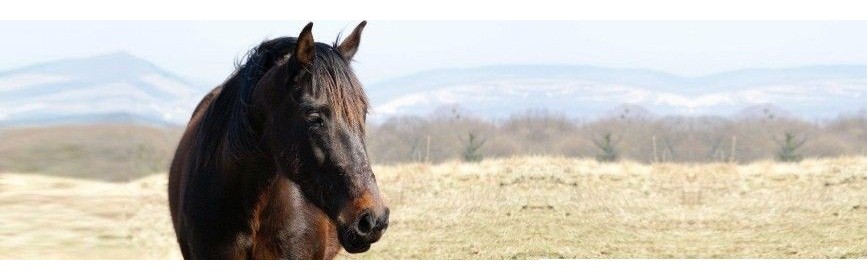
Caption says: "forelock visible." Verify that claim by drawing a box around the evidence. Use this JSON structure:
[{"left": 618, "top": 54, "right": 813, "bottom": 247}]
[{"left": 309, "top": 43, "right": 369, "bottom": 133}]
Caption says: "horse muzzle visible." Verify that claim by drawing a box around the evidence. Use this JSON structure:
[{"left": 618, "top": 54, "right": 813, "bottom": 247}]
[{"left": 339, "top": 207, "right": 390, "bottom": 253}]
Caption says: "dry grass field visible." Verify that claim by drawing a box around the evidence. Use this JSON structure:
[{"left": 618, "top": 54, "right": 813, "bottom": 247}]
[{"left": 0, "top": 157, "right": 864, "bottom": 259}]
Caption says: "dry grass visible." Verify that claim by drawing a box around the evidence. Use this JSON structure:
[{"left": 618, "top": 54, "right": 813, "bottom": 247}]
[
  {"left": 0, "top": 157, "right": 864, "bottom": 259},
  {"left": 0, "top": 174, "right": 180, "bottom": 259}
]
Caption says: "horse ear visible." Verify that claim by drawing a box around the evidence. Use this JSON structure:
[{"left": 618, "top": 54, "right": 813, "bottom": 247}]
[
  {"left": 337, "top": 21, "right": 366, "bottom": 60},
  {"left": 294, "top": 22, "right": 315, "bottom": 66}
]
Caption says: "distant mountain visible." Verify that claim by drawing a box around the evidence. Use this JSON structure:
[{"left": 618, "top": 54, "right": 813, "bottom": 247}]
[
  {"left": 0, "top": 52, "right": 206, "bottom": 127},
  {"left": 1, "top": 54, "right": 864, "bottom": 127},
  {"left": 366, "top": 64, "right": 867, "bottom": 121}
]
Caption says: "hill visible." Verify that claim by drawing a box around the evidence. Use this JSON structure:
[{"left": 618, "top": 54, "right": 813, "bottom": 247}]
[
  {"left": 0, "top": 52, "right": 205, "bottom": 126},
  {"left": 0, "top": 124, "right": 182, "bottom": 181},
  {"left": 367, "top": 64, "right": 866, "bottom": 121},
  {"left": 1, "top": 52, "right": 863, "bottom": 126}
]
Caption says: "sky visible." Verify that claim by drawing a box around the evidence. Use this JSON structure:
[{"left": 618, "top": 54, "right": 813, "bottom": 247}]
[{"left": 0, "top": 21, "right": 865, "bottom": 86}]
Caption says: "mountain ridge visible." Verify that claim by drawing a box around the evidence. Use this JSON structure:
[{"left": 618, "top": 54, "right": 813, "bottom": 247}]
[
  {"left": 366, "top": 63, "right": 866, "bottom": 121},
  {"left": 0, "top": 52, "right": 205, "bottom": 126},
  {"left": 1, "top": 52, "right": 864, "bottom": 126}
]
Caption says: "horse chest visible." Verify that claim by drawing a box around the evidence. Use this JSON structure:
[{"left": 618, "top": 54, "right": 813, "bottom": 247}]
[{"left": 249, "top": 180, "right": 341, "bottom": 259}]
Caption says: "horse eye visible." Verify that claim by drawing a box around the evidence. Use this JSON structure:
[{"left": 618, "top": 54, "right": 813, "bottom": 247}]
[{"left": 308, "top": 113, "right": 324, "bottom": 128}]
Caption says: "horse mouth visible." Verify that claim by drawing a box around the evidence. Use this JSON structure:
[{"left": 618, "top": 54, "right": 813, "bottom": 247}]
[
  {"left": 338, "top": 227, "right": 383, "bottom": 254},
  {"left": 343, "top": 242, "right": 372, "bottom": 254}
]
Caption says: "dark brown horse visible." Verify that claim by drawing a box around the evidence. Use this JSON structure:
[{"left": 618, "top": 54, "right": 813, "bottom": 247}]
[{"left": 168, "top": 21, "right": 389, "bottom": 259}]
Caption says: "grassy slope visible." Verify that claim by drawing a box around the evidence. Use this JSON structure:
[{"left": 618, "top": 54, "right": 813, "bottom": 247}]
[
  {"left": 0, "top": 125, "right": 182, "bottom": 182},
  {"left": 0, "top": 157, "right": 864, "bottom": 259}
]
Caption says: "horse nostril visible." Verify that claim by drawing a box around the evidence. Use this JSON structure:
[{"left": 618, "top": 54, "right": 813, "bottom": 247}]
[{"left": 355, "top": 212, "right": 376, "bottom": 236}]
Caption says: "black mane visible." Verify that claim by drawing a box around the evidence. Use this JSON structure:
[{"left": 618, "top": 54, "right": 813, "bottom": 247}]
[{"left": 194, "top": 37, "right": 298, "bottom": 167}]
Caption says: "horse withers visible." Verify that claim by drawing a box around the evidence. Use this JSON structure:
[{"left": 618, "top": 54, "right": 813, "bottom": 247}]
[{"left": 168, "top": 21, "right": 389, "bottom": 259}]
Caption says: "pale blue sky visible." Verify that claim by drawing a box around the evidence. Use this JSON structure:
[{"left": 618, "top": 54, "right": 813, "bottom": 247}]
[{"left": 0, "top": 21, "right": 865, "bottom": 85}]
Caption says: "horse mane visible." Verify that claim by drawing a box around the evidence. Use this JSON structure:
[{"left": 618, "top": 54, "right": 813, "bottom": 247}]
[
  {"left": 192, "top": 37, "right": 297, "bottom": 168},
  {"left": 191, "top": 36, "right": 369, "bottom": 169}
]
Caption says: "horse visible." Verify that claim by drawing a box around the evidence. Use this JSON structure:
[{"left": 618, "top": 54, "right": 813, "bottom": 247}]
[{"left": 168, "top": 21, "right": 389, "bottom": 259}]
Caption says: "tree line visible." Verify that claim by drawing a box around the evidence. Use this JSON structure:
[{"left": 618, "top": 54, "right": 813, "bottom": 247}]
[{"left": 366, "top": 109, "right": 866, "bottom": 164}]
